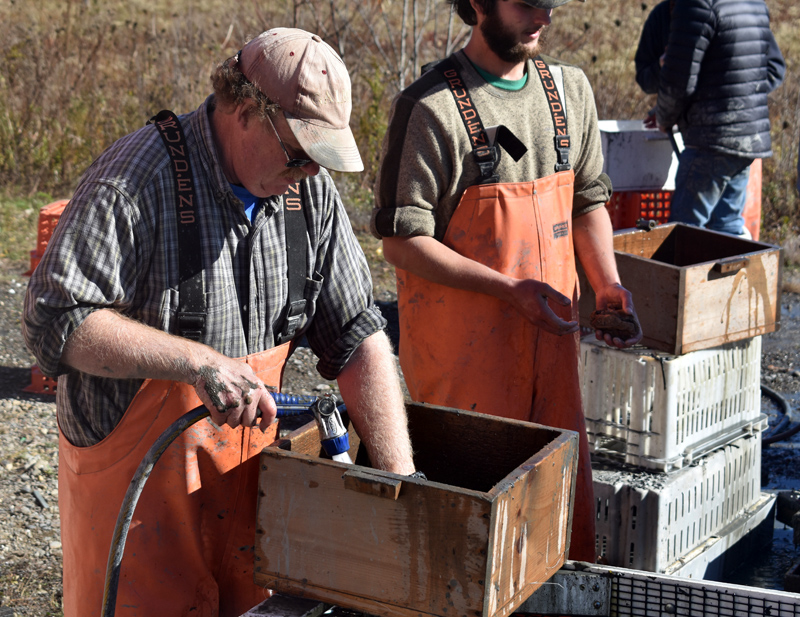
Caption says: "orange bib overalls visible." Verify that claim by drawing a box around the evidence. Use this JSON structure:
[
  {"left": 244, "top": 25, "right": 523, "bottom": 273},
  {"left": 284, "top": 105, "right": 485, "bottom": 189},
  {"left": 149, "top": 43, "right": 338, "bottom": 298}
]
[
  {"left": 58, "top": 343, "right": 291, "bottom": 617},
  {"left": 396, "top": 171, "right": 596, "bottom": 562}
]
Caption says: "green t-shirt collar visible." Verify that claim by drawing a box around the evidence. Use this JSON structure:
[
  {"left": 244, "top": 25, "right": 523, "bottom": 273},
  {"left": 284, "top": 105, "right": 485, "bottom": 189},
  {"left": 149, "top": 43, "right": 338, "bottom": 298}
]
[{"left": 468, "top": 57, "right": 528, "bottom": 91}]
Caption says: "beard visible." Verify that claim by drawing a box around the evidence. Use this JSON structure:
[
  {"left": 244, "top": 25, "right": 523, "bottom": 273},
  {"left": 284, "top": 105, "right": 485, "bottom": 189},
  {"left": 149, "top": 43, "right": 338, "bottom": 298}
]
[{"left": 479, "top": 6, "right": 547, "bottom": 63}]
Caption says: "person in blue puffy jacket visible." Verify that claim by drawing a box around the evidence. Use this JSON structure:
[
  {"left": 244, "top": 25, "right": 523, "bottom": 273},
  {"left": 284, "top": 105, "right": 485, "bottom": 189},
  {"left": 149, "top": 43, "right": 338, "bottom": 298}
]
[{"left": 654, "top": 0, "right": 784, "bottom": 237}]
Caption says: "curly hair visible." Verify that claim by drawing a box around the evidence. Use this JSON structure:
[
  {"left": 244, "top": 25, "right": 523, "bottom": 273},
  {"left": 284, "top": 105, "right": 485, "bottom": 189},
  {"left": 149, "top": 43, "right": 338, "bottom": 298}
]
[
  {"left": 210, "top": 55, "right": 279, "bottom": 120},
  {"left": 447, "top": 0, "right": 496, "bottom": 26}
]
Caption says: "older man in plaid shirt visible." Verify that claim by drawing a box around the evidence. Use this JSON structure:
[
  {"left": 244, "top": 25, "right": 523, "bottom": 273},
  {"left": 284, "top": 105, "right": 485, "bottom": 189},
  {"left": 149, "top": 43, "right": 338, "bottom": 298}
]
[{"left": 23, "top": 28, "right": 416, "bottom": 617}]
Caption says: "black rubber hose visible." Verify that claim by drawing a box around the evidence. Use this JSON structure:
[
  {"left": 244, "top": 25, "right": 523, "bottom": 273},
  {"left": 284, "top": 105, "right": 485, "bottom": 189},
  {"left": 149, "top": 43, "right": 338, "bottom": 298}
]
[
  {"left": 763, "top": 419, "right": 800, "bottom": 446},
  {"left": 100, "top": 400, "right": 318, "bottom": 617},
  {"left": 761, "top": 384, "right": 800, "bottom": 446},
  {"left": 101, "top": 405, "right": 210, "bottom": 617}
]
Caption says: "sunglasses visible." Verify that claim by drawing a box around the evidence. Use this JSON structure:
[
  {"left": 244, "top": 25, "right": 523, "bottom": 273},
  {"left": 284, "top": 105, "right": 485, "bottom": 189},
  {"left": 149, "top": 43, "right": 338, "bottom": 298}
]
[{"left": 266, "top": 113, "right": 313, "bottom": 168}]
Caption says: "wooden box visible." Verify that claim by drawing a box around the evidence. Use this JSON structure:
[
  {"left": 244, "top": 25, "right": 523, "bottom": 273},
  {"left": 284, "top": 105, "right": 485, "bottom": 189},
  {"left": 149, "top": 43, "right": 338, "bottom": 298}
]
[
  {"left": 254, "top": 403, "right": 579, "bottom": 617},
  {"left": 577, "top": 223, "right": 782, "bottom": 355}
]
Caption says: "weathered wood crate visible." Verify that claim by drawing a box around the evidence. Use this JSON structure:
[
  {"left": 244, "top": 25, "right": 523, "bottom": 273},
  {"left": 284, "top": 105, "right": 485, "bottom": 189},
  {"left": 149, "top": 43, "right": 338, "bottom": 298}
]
[
  {"left": 255, "top": 403, "right": 579, "bottom": 617},
  {"left": 578, "top": 223, "right": 782, "bottom": 355}
]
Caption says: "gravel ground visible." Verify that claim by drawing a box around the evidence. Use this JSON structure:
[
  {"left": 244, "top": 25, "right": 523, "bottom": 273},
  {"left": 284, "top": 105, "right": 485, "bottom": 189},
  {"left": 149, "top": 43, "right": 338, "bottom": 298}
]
[
  {"left": 1, "top": 262, "right": 798, "bottom": 616},
  {"left": 0, "top": 269, "right": 62, "bottom": 617}
]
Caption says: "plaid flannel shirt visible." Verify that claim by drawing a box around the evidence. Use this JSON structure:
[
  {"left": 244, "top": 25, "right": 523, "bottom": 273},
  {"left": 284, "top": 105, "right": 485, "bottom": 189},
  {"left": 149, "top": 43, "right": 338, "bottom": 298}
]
[{"left": 22, "top": 95, "right": 385, "bottom": 446}]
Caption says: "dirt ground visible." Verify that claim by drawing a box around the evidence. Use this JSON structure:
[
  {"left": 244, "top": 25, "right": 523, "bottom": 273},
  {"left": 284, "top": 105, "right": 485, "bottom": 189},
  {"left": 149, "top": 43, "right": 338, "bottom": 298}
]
[{"left": 0, "top": 262, "right": 799, "bottom": 616}]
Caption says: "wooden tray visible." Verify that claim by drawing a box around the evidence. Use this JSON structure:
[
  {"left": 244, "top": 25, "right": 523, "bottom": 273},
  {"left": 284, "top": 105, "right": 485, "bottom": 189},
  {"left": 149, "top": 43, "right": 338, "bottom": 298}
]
[
  {"left": 254, "top": 403, "right": 579, "bottom": 617},
  {"left": 578, "top": 223, "right": 782, "bottom": 355}
]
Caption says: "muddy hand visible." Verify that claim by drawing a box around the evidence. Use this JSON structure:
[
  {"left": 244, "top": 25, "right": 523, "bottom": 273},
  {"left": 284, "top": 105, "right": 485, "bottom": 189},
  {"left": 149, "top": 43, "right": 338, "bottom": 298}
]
[
  {"left": 594, "top": 284, "right": 642, "bottom": 349},
  {"left": 194, "top": 362, "right": 277, "bottom": 430},
  {"left": 511, "top": 278, "right": 579, "bottom": 335}
]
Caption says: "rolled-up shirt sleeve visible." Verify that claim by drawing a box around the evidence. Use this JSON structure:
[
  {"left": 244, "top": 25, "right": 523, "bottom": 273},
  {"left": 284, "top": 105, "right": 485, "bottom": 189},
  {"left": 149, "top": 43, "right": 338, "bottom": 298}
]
[
  {"left": 302, "top": 177, "right": 387, "bottom": 380},
  {"left": 22, "top": 182, "right": 142, "bottom": 377},
  {"left": 571, "top": 68, "right": 613, "bottom": 219},
  {"left": 371, "top": 91, "right": 453, "bottom": 240}
]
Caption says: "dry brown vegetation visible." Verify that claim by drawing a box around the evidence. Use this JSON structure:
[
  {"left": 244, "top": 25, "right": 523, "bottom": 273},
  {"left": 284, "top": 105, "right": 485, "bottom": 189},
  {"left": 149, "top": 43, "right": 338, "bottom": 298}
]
[{"left": 1, "top": 0, "right": 798, "bottom": 251}]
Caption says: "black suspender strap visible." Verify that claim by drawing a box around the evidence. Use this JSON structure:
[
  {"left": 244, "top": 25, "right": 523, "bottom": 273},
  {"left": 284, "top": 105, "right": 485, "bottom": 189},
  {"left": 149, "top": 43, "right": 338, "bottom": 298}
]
[
  {"left": 150, "top": 111, "right": 309, "bottom": 345},
  {"left": 532, "top": 56, "right": 571, "bottom": 173},
  {"left": 149, "top": 109, "right": 206, "bottom": 341},
  {"left": 276, "top": 182, "right": 309, "bottom": 345},
  {"left": 437, "top": 58, "right": 499, "bottom": 185},
  {"left": 436, "top": 58, "right": 527, "bottom": 185}
]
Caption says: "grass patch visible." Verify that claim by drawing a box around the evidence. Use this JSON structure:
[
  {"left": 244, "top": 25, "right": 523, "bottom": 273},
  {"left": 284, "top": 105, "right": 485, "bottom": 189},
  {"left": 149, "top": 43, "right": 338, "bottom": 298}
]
[
  {"left": 0, "top": 193, "right": 54, "bottom": 269},
  {"left": 0, "top": 563, "right": 63, "bottom": 616}
]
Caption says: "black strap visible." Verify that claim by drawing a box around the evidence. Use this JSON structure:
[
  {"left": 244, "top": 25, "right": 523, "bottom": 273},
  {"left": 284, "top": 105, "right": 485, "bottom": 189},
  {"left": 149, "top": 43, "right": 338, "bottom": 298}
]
[
  {"left": 276, "top": 183, "right": 309, "bottom": 344},
  {"left": 149, "top": 110, "right": 206, "bottom": 341},
  {"left": 150, "top": 111, "right": 309, "bottom": 345},
  {"left": 437, "top": 58, "right": 498, "bottom": 184},
  {"left": 532, "top": 57, "right": 571, "bottom": 173},
  {"left": 436, "top": 58, "right": 527, "bottom": 185}
]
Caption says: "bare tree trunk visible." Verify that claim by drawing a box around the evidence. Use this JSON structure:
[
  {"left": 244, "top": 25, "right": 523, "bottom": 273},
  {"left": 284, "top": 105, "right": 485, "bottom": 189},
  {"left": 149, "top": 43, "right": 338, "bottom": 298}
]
[
  {"left": 445, "top": 6, "right": 456, "bottom": 56},
  {"left": 398, "top": 0, "right": 410, "bottom": 88}
]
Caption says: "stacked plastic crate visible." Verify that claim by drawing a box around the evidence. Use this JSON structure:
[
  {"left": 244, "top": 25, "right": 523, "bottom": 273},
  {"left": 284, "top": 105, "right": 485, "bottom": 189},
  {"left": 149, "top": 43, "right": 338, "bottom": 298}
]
[
  {"left": 581, "top": 337, "right": 772, "bottom": 577},
  {"left": 22, "top": 199, "right": 69, "bottom": 395},
  {"left": 598, "top": 120, "right": 762, "bottom": 240},
  {"left": 583, "top": 124, "right": 775, "bottom": 578}
]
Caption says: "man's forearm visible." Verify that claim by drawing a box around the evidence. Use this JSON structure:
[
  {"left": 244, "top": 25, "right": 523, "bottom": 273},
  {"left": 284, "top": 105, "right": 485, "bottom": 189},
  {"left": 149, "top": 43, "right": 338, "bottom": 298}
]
[
  {"left": 336, "top": 331, "right": 416, "bottom": 475},
  {"left": 60, "top": 308, "right": 280, "bottom": 429},
  {"left": 382, "top": 235, "right": 578, "bottom": 335},
  {"left": 573, "top": 207, "right": 642, "bottom": 347},
  {"left": 382, "top": 235, "right": 515, "bottom": 301},
  {"left": 61, "top": 308, "right": 204, "bottom": 382},
  {"left": 573, "top": 207, "right": 621, "bottom": 295}
]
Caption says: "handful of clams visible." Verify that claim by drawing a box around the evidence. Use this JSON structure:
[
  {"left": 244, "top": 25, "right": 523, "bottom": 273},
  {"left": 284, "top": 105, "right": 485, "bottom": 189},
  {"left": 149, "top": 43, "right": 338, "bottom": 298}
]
[{"left": 589, "top": 306, "right": 639, "bottom": 340}]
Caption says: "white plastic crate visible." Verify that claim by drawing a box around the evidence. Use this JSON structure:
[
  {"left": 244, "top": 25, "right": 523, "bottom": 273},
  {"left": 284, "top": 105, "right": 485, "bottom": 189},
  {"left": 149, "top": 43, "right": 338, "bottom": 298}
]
[
  {"left": 581, "top": 336, "right": 764, "bottom": 471},
  {"left": 594, "top": 431, "right": 764, "bottom": 573},
  {"left": 598, "top": 119, "right": 683, "bottom": 191},
  {"left": 665, "top": 492, "right": 775, "bottom": 580}
]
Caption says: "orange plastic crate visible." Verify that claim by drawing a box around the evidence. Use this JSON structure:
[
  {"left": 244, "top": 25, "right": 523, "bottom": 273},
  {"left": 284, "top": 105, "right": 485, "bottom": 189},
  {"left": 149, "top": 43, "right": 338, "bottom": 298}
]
[
  {"left": 605, "top": 190, "right": 672, "bottom": 230},
  {"left": 36, "top": 199, "right": 69, "bottom": 255},
  {"left": 25, "top": 199, "right": 69, "bottom": 276},
  {"left": 23, "top": 365, "right": 58, "bottom": 395}
]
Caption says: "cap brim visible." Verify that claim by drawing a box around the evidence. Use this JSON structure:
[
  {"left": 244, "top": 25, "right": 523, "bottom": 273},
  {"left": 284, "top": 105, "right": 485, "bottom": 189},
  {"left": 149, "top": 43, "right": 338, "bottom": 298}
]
[{"left": 285, "top": 113, "right": 364, "bottom": 173}]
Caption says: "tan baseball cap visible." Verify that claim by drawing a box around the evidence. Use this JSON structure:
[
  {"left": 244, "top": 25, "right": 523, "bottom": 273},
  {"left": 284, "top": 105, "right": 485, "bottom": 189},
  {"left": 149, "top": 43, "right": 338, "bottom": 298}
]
[{"left": 239, "top": 28, "right": 363, "bottom": 173}]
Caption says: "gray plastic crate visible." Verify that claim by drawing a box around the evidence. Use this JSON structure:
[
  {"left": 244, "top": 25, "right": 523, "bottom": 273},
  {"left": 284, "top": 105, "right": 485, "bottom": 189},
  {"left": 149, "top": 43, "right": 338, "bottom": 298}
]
[
  {"left": 594, "top": 432, "right": 765, "bottom": 573},
  {"left": 581, "top": 336, "right": 764, "bottom": 471}
]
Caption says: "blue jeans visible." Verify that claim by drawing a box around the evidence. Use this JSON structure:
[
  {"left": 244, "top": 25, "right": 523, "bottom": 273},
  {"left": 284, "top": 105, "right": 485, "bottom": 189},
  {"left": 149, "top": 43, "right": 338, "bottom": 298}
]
[{"left": 669, "top": 147, "right": 754, "bottom": 235}]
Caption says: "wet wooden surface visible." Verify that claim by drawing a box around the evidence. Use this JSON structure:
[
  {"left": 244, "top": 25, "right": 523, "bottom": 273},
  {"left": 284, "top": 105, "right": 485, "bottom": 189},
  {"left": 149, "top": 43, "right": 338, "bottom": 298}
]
[
  {"left": 254, "top": 403, "right": 578, "bottom": 617},
  {"left": 578, "top": 222, "right": 781, "bottom": 354}
]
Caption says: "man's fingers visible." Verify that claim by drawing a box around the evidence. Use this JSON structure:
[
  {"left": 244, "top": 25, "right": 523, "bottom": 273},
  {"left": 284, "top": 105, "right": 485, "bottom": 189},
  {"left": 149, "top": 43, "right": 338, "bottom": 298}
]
[
  {"left": 199, "top": 373, "right": 273, "bottom": 430},
  {"left": 543, "top": 287, "right": 572, "bottom": 307},
  {"left": 538, "top": 308, "right": 579, "bottom": 335},
  {"left": 256, "top": 391, "right": 278, "bottom": 431},
  {"left": 524, "top": 286, "right": 577, "bottom": 334},
  {"left": 557, "top": 320, "right": 580, "bottom": 335}
]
